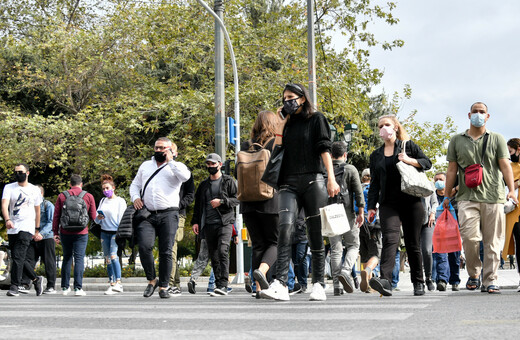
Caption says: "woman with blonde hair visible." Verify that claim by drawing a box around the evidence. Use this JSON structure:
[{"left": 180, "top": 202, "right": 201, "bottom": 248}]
[
  {"left": 367, "top": 114, "right": 432, "bottom": 296},
  {"left": 95, "top": 174, "right": 127, "bottom": 294},
  {"left": 240, "top": 110, "right": 280, "bottom": 297}
]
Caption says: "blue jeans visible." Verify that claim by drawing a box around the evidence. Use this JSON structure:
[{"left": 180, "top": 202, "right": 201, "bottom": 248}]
[
  {"left": 287, "top": 262, "right": 295, "bottom": 290},
  {"left": 100, "top": 231, "right": 121, "bottom": 282},
  {"left": 291, "top": 241, "right": 308, "bottom": 288},
  {"left": 60, "top": 233, "right": 88, "bottom": 290},
  {"left": 391, "top": 250, "right": 400, "bottom": 288},
  {"left": 208, "top": 269, "right": 215, "bottom": 289},
  {"left": 432, "top": 252, "right": 449, "bottom": 283},
  {"left": 448, "top": 251, "right": 461, "bottom": 285}
]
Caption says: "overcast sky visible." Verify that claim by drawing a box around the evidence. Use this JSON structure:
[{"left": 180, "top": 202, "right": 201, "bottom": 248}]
[{"left": 348, "top": 0, "right": 519, "bottom": 142}]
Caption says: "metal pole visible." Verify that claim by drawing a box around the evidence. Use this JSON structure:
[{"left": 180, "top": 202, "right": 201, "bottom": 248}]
[
  {"left": 195, "top": 0, "right": 244, "bottom": 284},
  {"left": 214, "top": 0, "right": 226, "bottom": 160},
  {"left": 307, "top": 0, "right": 317, "bottom": 106}
]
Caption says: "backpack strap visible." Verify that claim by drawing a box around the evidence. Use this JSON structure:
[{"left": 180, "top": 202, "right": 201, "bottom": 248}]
[
  {"left": 78, "top": 191, "right": 87, "bottom": 199},
  {"left": 479, "top": 133, "right": 489, "bottom": 166},
  {"left": 62, "top": 190, "right": 71, "bottom": 199}
]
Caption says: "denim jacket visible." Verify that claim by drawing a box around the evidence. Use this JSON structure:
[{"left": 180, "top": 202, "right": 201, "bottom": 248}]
[{"left": 39, "top": 200, "right": 55, "bottom": 239}]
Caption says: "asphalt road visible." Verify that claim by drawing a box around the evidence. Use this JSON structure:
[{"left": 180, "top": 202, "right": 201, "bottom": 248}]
[{"left": 2, "top": 285, "right": 520, "bottom": 339}]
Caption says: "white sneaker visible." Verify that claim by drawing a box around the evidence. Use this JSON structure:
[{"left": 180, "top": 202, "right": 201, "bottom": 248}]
[
  {"left": 74, "top": 288, "right": 86, "bottom": 296},
  {"left": 104, "top": 286, "right": 116, "bottom": 295},
  {"left": 111, "top": 282, "right": 123, "bottom": 293},
  {"left": 259, "top": 279, "right": 290, "bottom": 301},
  {"left": 309, "top": 283, "right": 327, "bottom": 301},
  {"left": 62, "top": 287, "right": 71, "bottom": 296}
]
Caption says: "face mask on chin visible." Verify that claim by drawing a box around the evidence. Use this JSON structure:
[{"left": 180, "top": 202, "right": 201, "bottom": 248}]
[{"left": 511, "top": 153, "right": 520, "bottom": 163}]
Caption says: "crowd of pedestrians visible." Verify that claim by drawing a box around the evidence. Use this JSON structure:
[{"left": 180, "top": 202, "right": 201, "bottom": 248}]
[{"left": 1, "top": 89, "right": 519, "bottom": 301}]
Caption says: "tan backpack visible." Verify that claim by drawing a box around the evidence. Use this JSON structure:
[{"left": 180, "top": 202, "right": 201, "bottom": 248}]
[{"left": 236, "top": 138, "right": 275, "bottom": 201}]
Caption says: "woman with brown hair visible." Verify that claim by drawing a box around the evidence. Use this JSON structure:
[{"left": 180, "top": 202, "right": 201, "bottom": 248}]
[
  {"left": 240, "top": 111, "right": 280, "bottom": 298},
  {"left": 95, "top": 174, "right": 127, "bottom": 295},
  {"left": 367, "top": 114, "right": 432, "bottom": 296}
]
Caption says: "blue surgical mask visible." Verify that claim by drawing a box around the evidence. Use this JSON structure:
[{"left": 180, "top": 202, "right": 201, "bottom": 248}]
[
  {"left": 434, "top": 180, "right": 445, "bottom": 190},
  {"left": 470, "top": 113, "right": 486, "bottom": 127}
]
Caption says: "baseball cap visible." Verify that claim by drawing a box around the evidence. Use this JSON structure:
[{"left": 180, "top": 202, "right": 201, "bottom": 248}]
[{"left": 206, "top": 153, "right": 222, "bottom": 163}]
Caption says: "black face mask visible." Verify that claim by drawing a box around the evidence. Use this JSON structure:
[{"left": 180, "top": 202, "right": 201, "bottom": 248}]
[
  {"left": 511, "top": 153, "right": 520, "bottom": 163},
  {"left": 14, "top": 172, "right": 27, "bottom": 183},
  {"left": 207, "top": 166, "right": 219, "bottom": 175},
  {"left": 154, "top": 151, "right": 166, "bottom": 163},
  {"left": 282, "top": 98, "right": 301, "bottom": 116}
]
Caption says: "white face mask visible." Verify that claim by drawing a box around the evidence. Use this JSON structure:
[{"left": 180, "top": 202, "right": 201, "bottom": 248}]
[{"left": 470, "top": 113, "right": 486, "bottom": 127}]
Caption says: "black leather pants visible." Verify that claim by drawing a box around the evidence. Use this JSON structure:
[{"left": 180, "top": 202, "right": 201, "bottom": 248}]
[{"left": 276, "top": 173, "right": 328, "bottom": 285}]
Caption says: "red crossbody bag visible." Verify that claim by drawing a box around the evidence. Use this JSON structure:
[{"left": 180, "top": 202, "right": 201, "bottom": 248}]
[{"left": 460, "top": 134, "right": 488, "bottom": 188}]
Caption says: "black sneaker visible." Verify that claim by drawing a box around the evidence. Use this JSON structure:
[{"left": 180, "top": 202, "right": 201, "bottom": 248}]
[
  {"left": 413, "top": 282, "right": 425, "bottom": 296},
  {"left": 34, "top": 276, "right": 43, "bottom": 296},
  {"left": 244, "top": 275, "right": 253, "bottom": 293},
  {"left": 369, "top": 277, "right": 393, "bottom": 296},
  {"left": 451, "top": 284, "right": 459, "bottom": 292},
  {"left": 426, "top": 279, "right": 435, "bottom": 291},
  {"left": 353, "top": 276, "right": 360, "bottom": 290},
  {"left": 289, "top": 282, "right": 302, "bottom": 295},
  {"left": 437, "top": 281, "right": 447, "bottom": 291},
  {"left": 7, "top": 286, "right": 19, "bottom": 297},
  {"left": 187, "top": 280, "right": 196, "bottom": 294},
  {"left": 159, "top": 288, "right": 171, "bottom": 299},
  {"left": 18, "top": 285, "right": 30, "bottom": 295},
  {"left": 333, "top": 287, "right": 344, "bottom": 296},
  {"left": 213, "top": 287, "right": 228, "bottom": 296}
]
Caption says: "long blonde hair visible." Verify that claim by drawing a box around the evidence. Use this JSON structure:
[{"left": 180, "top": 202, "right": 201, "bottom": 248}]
[
  {"left": 378, "top": 114, "right": 410, "bottom": 141},
  {"left": 250, "top": 110, "right": 279, "bottom": 145}
]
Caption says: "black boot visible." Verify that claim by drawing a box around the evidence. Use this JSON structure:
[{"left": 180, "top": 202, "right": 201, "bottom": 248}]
[{"left": 413, "top": 282, "right": 425, "bottom": 296}]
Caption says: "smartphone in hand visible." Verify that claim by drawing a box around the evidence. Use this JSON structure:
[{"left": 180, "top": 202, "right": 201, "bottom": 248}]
[{"left": 97, "top": 210, "right": 105, "bottom": 217}]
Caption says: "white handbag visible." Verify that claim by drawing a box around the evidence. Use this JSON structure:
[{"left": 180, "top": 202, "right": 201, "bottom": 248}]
[
  {"left": 320, "top": 203, "right": 350, "bottom": 237},
  {"left": 396, "top": 141, "right": 434, "bottom": 198}
]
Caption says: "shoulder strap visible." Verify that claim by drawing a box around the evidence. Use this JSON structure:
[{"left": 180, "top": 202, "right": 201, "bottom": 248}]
[
  {"left": 78, "top": 191, "right": 87, "bottom": 199},
  {"left": 62, "top": 191, "right": 71, "bottom": 198},
  {"left": 141, "top": 164, "right": 167, "bottom": 199},
  {"left": 480, "top": 133, "right": 489, "bottom": 166}
]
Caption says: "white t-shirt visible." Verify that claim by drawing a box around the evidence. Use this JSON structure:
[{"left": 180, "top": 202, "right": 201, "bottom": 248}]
[
  {"left": 95, "top": 196, "right": 127, "bottom": 232},
  {"left": 2, "top": 182, "right": 42, "bottom": 235}
]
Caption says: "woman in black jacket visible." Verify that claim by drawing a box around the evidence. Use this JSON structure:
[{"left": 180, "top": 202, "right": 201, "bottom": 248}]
[
  {"left": 367, "top": 114, "right": 432, "bottom": 296},
  {"left": 240, "top": 110, "right": 280, "bottom": 297},
  {"left": 259, "top": 83, "right": 339, "bottom": 301}
]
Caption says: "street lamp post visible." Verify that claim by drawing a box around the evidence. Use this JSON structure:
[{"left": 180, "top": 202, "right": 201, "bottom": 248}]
[
  {"left": 343, "top": 122, "right": 358, "bottom": 151},
  {"left": 195, "top": 0, "right": 244, "bottom": 284}
]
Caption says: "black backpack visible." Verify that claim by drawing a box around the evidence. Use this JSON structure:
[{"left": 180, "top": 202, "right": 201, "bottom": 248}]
[
  {"left": 60, "top": 191, "right": 89, "bottom": 232},
  {"left": 329, "top": 164, "right": 351, "bottom": 211}
]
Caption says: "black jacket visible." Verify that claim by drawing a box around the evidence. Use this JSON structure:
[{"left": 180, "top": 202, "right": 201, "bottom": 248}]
[
  {"left": 178, "top": 174, "right": 195, "bottom": 216},
  {"left": 368, "top": 139, "right": 432, "bottom": 210},
  {"left": 191, "top": 174, "right": 239, "bottom": 226}
]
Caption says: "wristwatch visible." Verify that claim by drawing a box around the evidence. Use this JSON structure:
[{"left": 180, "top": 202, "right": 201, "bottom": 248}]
[{"left": 220, "top": 199, "right": 225, "bottom": 205}]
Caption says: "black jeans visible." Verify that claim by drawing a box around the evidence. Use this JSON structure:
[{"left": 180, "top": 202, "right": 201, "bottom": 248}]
[
  {"left": 276, "top": 173, "right": 328, "bottom": 285},
  {"left": 513, "top": 222, "right": 520, "bottom": 272},
  {"left": 204, "top": 223, "right": 233, "bottom": 289},
  {"left": 22, "top": 238, "right": 56, "bottom": 289},
  {"left": 379, "top": 199, "right": 425, "bottom": 284},
  {"left": 243, "top": 212, "right": 278, "bottom": 275},
  {"left": 136, "top": 210, "right": 178, "bottom": 287},
  {"left": 8, "top": 231, "right": 37, "bottom": 289}
]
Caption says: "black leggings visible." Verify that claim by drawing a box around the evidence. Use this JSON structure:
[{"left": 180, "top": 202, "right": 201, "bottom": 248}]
[
  {"left": 513, "top": 222, "right": 520, "bottom": 272},
  {"left": 379, "top": 200, "right": 425, "bottom": 284},
  {"left": 276, "top": 173, "right": 328, "bottom": 285},
  {"left": 243, "top": 212, "right": 278, "bottom": 274}
]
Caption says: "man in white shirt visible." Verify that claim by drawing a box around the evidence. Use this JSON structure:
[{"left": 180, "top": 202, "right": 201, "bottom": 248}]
[
  {"left": 1, "top": 163, "right": 44, "bottom": 297},
  {"left": 130, "top": 137, "right": 191, "bottom": 298}
]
